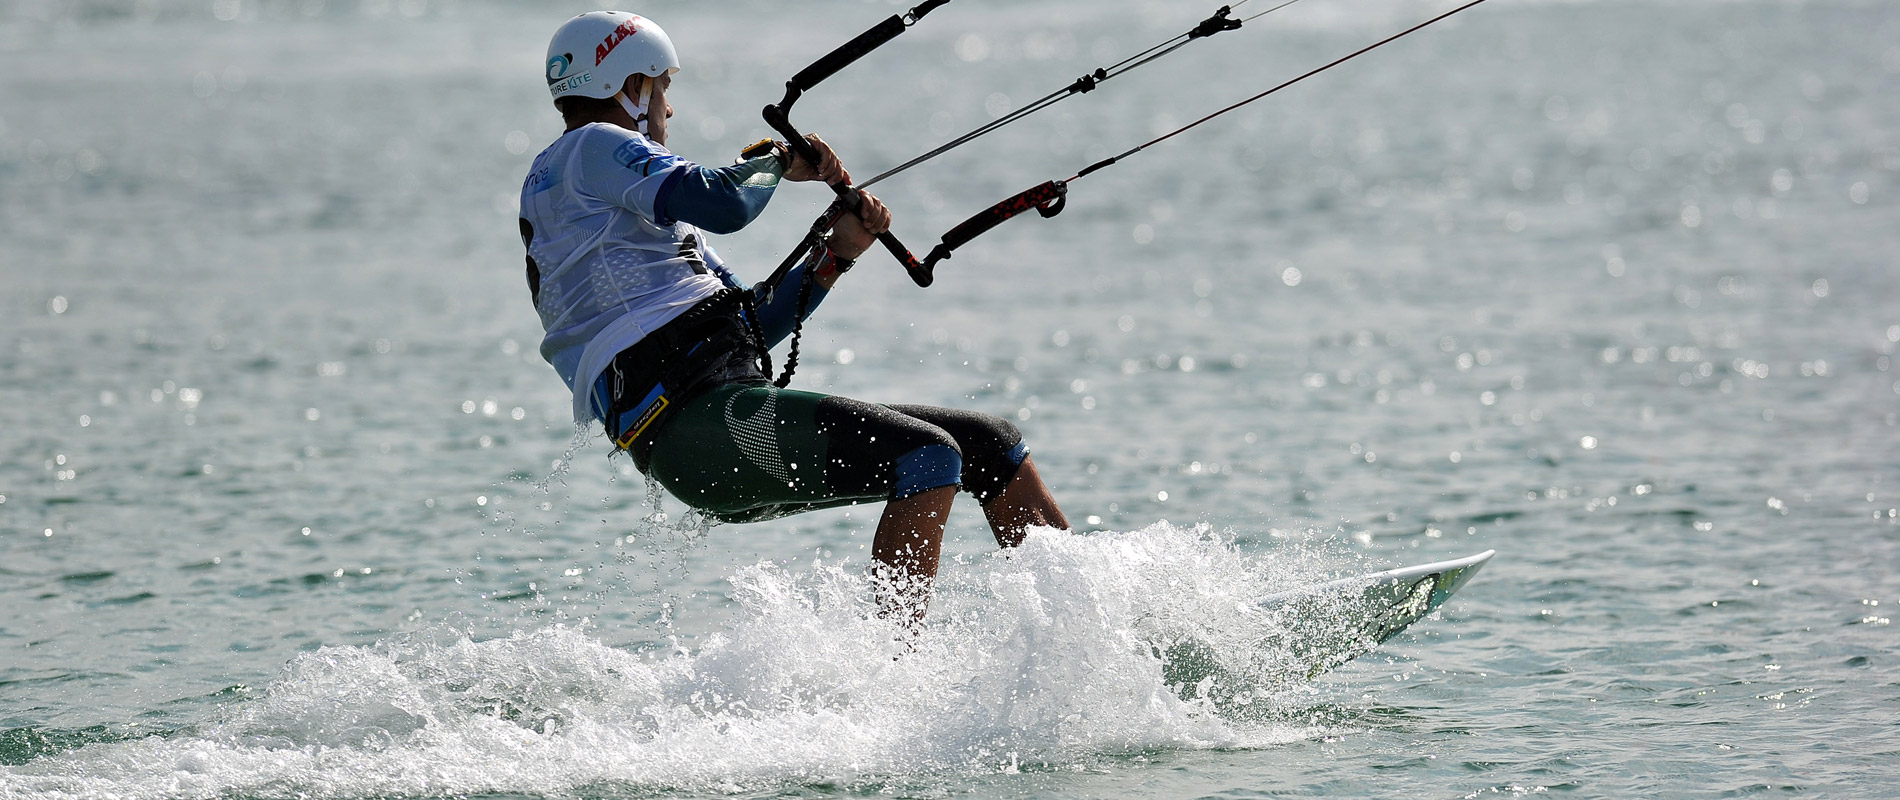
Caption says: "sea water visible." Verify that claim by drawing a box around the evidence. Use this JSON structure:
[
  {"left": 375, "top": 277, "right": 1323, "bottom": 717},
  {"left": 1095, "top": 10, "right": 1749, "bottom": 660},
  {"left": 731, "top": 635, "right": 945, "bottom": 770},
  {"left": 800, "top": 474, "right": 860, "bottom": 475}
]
[{"left": 3, "top": 0, "right": 1898, "bottom": 797}]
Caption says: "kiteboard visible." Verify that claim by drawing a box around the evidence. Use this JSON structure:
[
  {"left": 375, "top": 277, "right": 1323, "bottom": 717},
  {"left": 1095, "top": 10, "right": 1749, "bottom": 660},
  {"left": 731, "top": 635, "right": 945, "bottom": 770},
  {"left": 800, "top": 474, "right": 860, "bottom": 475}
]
[
  {"left": 1256, "top": 549, "right": 1494, "bottom": 679},
  {"left": 1154, "top": 550, "right": 1494, "bottom": 695}
]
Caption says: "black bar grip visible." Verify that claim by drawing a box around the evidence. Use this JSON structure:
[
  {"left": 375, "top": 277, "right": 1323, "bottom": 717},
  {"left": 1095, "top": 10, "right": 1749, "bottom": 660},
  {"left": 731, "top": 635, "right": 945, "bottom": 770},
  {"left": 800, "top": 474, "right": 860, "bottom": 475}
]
[
  {"left": 763, "top": 105, "right": 822, "bottom": 167},
  {"left": 923, "top": 180, "right": 1068, "bottom": 269},
  {"left": 789, "top": 15, "right": 907, "bottom": 93},
  {"left": 906, "top": 0, "right": 952, "bottom": 23},
  {"left": 878, "top": 232, "right": 934, "bottom": 287}
]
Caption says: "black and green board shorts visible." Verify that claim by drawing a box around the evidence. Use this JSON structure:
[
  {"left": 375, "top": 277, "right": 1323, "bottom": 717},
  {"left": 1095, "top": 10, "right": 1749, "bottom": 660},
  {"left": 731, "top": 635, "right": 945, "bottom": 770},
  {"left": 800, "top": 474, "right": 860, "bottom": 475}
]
[{"left": 635, "top": 382, "right": 1030, "bottom": 524}]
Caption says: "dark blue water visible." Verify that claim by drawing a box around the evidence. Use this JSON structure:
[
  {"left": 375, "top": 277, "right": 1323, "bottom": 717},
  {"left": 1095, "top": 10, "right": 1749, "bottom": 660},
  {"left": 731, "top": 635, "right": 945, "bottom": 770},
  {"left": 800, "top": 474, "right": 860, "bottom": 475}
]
[{"left": 3, "top": 0, "right": 1898, "bottom": 796}]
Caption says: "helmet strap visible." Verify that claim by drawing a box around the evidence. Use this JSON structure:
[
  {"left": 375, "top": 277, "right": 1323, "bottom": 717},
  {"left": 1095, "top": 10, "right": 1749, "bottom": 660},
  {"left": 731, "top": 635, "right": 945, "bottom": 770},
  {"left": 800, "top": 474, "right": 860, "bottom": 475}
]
[{"left": 616, "top": 77, "right": 655, "bottom": 135}]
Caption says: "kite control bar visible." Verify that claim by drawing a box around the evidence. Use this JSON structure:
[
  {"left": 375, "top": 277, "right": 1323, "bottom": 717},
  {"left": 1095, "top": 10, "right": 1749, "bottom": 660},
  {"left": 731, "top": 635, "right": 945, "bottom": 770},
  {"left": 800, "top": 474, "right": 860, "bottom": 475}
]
[{"left": 760, "top": 0, "right": 951, "bottom": 289}]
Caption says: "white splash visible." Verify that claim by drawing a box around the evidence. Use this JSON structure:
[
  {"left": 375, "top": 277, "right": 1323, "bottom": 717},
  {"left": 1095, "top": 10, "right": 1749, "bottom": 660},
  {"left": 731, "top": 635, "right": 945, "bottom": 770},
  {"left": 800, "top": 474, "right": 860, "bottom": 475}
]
[{"left": 2, "top": 523, "right": 1350, "bottom": 799}]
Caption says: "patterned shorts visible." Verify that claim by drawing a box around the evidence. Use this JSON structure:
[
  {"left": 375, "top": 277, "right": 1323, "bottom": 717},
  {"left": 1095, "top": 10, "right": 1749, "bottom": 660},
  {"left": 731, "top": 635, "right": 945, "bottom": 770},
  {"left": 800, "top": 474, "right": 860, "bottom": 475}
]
[{"left": 640, "top": 382, "right": 1029, "bottom": 524}]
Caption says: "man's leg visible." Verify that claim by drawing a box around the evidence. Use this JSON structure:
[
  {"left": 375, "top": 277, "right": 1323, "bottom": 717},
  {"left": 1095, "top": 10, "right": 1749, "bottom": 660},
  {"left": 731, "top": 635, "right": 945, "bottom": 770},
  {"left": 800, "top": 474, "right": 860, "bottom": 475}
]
[
  {"left": 648, "top": 386, "right": 956, "bottom": 520},
  {"left": 884, "top": 405, "right": 1070, "bottom": 549},
  {"left": 873, "top": 484, "right": 956, "bottom": 623},
  {"left": 871, "top": 455, "right": 1068, "bottom": 621},
  {"left": 650, "top": 386, "right": 967, "bottom": 620},
  {"left": 980, "top": 456, "right": 1069, "bottom": 548}
]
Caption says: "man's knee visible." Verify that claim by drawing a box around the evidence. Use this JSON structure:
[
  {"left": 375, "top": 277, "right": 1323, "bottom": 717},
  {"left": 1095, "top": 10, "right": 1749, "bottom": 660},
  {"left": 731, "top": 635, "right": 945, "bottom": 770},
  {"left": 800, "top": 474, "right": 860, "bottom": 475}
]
[
  {"left": 951, "top": 411, "right": 1028, "bottom": 504},
  {"left": 815, "top": 396, "right": 966, "bottom": 499},
  {"left": 893, "top": 439, "right": 962, "bottom": 500}
]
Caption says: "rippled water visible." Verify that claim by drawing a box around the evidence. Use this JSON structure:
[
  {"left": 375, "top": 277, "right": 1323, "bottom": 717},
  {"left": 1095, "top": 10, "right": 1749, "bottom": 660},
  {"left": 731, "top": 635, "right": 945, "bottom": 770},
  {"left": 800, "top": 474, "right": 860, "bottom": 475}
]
[{"left": 3, "top": 0, "right": 1898, "bottom": 797}]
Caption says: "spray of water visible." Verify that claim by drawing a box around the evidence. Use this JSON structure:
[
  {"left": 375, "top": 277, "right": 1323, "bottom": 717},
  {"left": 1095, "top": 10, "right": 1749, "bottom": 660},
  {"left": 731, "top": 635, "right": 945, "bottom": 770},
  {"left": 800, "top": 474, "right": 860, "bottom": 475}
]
[{"left": 2, "top": 523, "right": 1363, "bottom": 799}]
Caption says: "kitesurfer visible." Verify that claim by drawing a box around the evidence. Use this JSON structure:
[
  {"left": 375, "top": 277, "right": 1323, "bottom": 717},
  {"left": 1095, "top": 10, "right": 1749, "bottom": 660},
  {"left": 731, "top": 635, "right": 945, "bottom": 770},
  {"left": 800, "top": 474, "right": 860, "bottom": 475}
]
[{"left": 518, "top": 11, "right": 1069, "bottom": 620}]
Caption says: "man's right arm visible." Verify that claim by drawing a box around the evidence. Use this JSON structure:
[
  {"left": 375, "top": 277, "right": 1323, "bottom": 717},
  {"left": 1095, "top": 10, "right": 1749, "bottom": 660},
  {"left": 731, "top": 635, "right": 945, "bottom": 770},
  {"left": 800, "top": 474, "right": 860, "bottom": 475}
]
[
  {"left": 652, "top": 154, "right": 784, "bottom": 234},
  {"left": 574, "top": 126, "right": 784, "bottom": 235}
]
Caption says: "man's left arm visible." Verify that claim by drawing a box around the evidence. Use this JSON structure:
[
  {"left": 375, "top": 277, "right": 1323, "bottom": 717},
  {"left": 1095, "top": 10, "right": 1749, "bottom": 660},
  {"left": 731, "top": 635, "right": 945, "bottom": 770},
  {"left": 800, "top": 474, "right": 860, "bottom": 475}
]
[
  {"left": 722, "top": 189, "right": 888, "bottom": 347},
  {"left": 703, "top": 242, "right": 836, "bottom": 348}
]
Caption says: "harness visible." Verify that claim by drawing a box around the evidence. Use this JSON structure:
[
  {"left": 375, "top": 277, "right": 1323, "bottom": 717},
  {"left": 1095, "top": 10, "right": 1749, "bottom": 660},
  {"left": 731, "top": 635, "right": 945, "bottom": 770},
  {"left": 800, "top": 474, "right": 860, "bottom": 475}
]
[{"left": 595, "top": 288, "right": 767, "bottom": 470}]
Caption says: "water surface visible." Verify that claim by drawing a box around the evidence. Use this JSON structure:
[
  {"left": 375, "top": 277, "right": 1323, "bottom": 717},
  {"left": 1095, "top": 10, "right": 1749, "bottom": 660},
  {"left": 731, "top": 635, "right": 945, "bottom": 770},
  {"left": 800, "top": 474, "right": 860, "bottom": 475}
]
[{"left": 3, "top": 0, "right": 1898, "bottom": 796}]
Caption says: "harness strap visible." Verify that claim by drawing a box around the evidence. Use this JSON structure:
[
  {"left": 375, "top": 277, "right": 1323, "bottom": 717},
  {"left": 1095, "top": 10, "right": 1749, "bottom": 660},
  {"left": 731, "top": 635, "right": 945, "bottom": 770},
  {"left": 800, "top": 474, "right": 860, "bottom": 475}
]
[{"left": 599, "top": 289, "right": 767, "bottom": 468}]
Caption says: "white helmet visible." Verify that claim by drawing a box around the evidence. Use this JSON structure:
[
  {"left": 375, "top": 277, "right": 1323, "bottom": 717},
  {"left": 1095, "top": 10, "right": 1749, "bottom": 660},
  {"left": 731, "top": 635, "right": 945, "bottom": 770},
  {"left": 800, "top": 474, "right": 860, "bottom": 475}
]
[{"left": 544, "top": 11, "right": 679, "bottom": 102}]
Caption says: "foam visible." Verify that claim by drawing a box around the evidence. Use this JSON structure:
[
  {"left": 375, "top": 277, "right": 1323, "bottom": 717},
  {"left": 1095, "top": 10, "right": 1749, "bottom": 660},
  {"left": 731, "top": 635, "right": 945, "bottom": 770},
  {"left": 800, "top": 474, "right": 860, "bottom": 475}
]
[{"left": 2, "top": 523, "right": 1347, "bottom": 799}]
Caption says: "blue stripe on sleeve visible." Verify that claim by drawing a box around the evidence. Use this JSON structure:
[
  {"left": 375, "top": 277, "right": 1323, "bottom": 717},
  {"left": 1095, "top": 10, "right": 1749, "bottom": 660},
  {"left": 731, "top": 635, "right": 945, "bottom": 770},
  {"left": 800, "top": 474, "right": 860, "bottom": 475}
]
[{"left": 650, "top": 167, "right": 688, "bottom": 224}]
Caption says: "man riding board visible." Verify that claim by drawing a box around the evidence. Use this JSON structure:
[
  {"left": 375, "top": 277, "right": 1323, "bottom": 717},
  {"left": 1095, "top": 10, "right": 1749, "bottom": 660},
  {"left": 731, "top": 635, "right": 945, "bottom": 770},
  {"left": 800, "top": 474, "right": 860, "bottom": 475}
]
[{"left": 519, "top": 11, "right": 1069, "bottom": 620}]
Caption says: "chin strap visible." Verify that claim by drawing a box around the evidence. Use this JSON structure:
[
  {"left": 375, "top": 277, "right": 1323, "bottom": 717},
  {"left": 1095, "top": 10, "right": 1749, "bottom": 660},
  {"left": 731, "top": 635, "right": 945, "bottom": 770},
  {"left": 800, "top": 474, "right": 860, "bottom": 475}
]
[{"left": 616, "top": 77, "right": 656, "bottom": 134}]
